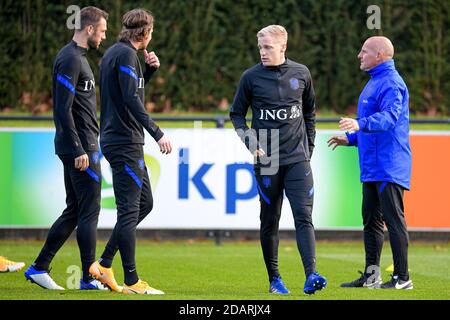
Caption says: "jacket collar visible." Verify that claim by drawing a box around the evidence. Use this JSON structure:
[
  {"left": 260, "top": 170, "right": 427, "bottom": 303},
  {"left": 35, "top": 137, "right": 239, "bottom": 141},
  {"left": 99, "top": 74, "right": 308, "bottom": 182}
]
[
  {"left": 71, "top": 40, "right": 88, "bottom": 55},
  {"left": 120, "top": 39, "right": 138, "bottom": 51},
  {"left": 263, "top": 57, "right": 290, "bottom": 70},
  {"left": 367, "top": 59, "right": 395, "bottom": 78}
]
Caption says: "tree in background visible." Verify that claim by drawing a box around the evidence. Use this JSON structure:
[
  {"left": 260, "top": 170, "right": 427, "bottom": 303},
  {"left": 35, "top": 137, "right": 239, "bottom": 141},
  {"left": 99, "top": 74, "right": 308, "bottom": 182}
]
[{"left": 0, "top": 0, "right": 448, "bottom": 115}]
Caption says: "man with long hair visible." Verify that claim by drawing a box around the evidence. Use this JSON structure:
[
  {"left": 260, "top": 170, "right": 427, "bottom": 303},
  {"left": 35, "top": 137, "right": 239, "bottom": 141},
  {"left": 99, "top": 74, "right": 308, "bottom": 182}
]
[{"left": 89, "top": 9, "right": 172, "bottom": 295}]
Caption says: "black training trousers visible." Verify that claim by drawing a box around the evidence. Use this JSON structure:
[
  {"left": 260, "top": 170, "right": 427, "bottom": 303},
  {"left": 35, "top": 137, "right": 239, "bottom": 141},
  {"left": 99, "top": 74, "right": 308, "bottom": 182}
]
[
  {"left": 99, "top": 144, "right": 153, "bottom": 286},
  {"left": 35, "top": 151, "right": 101, "bottom": 282},
  {"left": 362, "top": 181, "right": 410, "bottom": 281},
  {"left": 254, "top": 161, "right": 316, "bottom": 282}
]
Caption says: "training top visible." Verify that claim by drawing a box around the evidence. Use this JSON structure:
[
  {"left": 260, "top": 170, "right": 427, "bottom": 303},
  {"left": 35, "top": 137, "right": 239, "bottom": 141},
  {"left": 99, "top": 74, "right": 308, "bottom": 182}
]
[
  {"left": 229, "top": 58, "right": 316, "bottom": 166},
  {"left": 346, "top": 59, "right": 411, "bottom": 190},
  {"left": 52, "top": 40, "right": 99, "bottom": 157},
  {"left": 100, "top": 40, "right": 163, "bottom": 149}
]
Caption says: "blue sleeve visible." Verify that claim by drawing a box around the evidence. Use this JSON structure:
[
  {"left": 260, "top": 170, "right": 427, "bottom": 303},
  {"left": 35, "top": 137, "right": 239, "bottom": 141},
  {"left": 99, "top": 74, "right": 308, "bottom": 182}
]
[
  {"left": 357, "top": 82, "right": 404, "bottom": 132},
  {"left": 117, "top": 53, "right": 164, "bottom": 142},
  {"left": 345, "top": 132, "right": 358, "bottom": 146}
]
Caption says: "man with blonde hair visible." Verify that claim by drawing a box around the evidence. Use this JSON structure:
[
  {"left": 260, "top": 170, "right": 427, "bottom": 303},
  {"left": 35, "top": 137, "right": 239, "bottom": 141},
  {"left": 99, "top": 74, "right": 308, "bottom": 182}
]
[
  {"left": 257, "top": 25, "right": 288, "bottom": 45},
  {"left": 328, "top": 36, "right": 413, "bottom": 290},
  {"left": 230, "top": 25, "right": 327, "bottom": 295}
]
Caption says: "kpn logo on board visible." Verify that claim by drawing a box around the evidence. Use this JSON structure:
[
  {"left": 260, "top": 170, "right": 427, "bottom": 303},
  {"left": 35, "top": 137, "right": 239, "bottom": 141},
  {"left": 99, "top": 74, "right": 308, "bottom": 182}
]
[{"left": 99, "top": 153, "right": 161, "bottom": 209}]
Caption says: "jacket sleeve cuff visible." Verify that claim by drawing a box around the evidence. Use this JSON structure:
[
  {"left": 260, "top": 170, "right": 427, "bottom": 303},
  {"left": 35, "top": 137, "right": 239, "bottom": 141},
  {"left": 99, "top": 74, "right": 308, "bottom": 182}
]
[
  {"left": 357, "top": 118, "right": 367, "bottom": 131},
  {"left": 72, "top": 146, "right": 86, "bottom": 158},
  {"left": 144, "top": 64, "right": 157, "bottom": 81},
  {"left": 345, "top": 132, "right": 357, "bottom": 146},
  {"left": 152, "top": 128, "right": 164, "bottom": 142}
]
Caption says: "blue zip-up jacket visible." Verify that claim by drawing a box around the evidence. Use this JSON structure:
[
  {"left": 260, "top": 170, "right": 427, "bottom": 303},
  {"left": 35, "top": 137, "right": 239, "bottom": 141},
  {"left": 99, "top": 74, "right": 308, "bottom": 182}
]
[{"left": 346, "top": 59, "right": 412, "bottom": 190}]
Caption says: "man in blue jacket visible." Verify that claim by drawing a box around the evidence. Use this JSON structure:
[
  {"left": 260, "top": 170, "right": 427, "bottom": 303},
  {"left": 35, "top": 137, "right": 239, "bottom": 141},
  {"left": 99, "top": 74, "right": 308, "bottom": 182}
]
[{"left": 328, "top": 36, "right": 413, "bottom": 290}]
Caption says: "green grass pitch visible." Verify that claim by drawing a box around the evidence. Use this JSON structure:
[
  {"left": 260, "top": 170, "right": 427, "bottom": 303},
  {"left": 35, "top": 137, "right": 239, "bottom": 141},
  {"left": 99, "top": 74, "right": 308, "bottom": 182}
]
[{"left": 0, "top": 240, "right": 449, "bottom": 300}]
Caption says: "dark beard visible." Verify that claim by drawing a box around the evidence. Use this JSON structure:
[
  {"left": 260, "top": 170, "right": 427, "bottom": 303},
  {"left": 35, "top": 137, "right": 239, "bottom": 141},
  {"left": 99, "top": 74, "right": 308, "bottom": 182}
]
[{"left": 87, "top": 37, "right": 98, "bottom": 50}]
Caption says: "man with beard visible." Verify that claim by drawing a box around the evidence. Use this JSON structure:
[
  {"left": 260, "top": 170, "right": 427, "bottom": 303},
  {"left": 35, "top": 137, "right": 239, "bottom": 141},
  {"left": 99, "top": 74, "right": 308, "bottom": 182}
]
[{"left": 25, "top": 6, "right": 108, "bottom": 290}]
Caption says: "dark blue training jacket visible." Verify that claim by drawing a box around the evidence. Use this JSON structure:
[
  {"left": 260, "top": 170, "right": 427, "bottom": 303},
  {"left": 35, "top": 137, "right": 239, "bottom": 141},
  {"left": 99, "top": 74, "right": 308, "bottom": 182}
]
[
  {"left": 52, "top": 41, "right": 99, "bottom": 157},
  {"left": 99, "top": 40, "right": 163, "bottom": 150},
  {"left": 229, "top": 58, "right": 316, "bottom": 167}
]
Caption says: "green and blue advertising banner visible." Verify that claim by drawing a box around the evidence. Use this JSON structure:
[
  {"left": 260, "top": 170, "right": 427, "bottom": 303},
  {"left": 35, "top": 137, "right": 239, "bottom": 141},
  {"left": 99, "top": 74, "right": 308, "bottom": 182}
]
[{"left": 1, "top": 129, "right": 449, "bottom": 230}]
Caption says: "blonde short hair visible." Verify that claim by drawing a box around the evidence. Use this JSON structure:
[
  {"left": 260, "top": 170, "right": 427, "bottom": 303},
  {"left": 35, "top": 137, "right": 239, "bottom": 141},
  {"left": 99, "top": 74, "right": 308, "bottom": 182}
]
[{"left": 257, "top": 25, "right": 288, "bottom": 44}]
